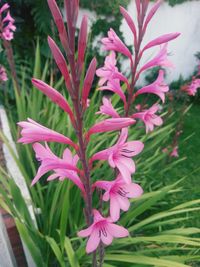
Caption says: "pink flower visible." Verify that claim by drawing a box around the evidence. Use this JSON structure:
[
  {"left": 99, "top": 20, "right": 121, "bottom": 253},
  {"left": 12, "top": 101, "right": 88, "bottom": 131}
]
[
  {"left": 135, "top": 104, "right": 142, "bottom": 111},
  {"left": 136, "top": 70, "right": 169, "bottom": 103},
  {"left": 86, "top": 118, "right": 135, "bottom": 139},
  {"left": 0, "top": 66, "right": 8, "bottom": 82},
  {"left": 182, "top": 79, "right": 200, "bottom": 96},
  {"left": 142, "top": 33, "right": 180, "bottom": 53},
  {"left": 78, "top": 209, "right": 129, "bottom": 253},
  {"left": 0, "top": 4, "right": 16, "bottom": 41},
  {"left": 139, "top": 44, "right": 174, "bottom": 74},
  {"left": 0, "top": 3, "right": 9, "bottom": 14},
  {"left": 77, "top": 16, "right": 88, "bottom": 74},
  {"left": 162, "top": 147, "right": 168, "bottom": 154},
  {"left": 17, "top": 118, "right": 78, "bottom": 149},
  {"left": 82, "top": 57, "right": 97, "bottom": 109},
  {"left": 120, "top": 6, "right": 137, "bottom": 44},
  {"left": 90, "top": 128, "right": 144, "bottom": 183},
  {"left": 98, "top": 79, "right": 127, "bottom": 106},
  {"left": 48, "top": 36, "right": 72, "bottom": 91},
  {"left": 31, "top": 143, "right": 84, "bottom": 193},
  {"left": 132, "top": 104, "right": 163, "bottom": 133},
  {"left": 96, "top": 97, "right": 120, "bottom": 118},
  {"left": 170, "top": 146, "right": 179, "bottom": 158},
  {"left": 47, "top": 0, "right": 69, "bottom": 52},
  {"left": 32, "top": 78, "right": 74, "bottom": 122},
  {"left": 102, "top": 28, "right": 132, "bottom": 59},
  {"left": 93, "top": 175, "right": 143, "bottom": 221},
  {"left": 143, "top": 0, "right": 162, "bottom": 33},
  {"left": 96, "top": 52, "right": 128, "bottom": 86}
]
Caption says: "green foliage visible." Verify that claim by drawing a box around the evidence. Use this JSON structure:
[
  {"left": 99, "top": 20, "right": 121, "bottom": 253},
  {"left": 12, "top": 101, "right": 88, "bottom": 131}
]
[{"left": 167, "top": 0, "right": 190, "bottom": 6}]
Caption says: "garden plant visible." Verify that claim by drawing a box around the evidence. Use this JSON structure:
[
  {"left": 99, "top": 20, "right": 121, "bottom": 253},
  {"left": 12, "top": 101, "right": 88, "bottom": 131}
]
[{"left": 0, "top": 0, "right": 200, "bottom": 267}]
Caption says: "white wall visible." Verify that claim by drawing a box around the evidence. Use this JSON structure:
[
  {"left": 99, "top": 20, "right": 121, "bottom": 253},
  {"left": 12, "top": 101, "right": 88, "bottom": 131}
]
[{"left": 120, "top": 0, "right": 200, "bottom": 83}]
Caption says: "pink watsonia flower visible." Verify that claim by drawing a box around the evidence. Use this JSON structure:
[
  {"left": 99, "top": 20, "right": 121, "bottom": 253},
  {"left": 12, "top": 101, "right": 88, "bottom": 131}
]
[
  {"left": 182, "top": 78, "right": 200, "bottom": 96},
  {"left": 98, "top": 79, "right": 127, "bottom": 107},
  {"left": 0, "top": 66, "right": 8, "bottom": 82},
  {"left": 47, "top": 36, "right": 72, "bottom": 92},
  {"left": 0, "top": 4, "right": 16, "bottom": 41},
  {"left": 86, "top": 118, "right": 135, "bottom": 139},
  {"left": 101, "top": 28, "right": 132, "bottom": 59},
  {"left": 120, "top": 6, "right": 137, "bottom": 46},
  {"left": 47, "top": 0, "right": 69, "bottom": 53},
  {"left": 162, "top": 147, "right": 168, "bottom": 154},
  {"left": 82, "top": 57, "right": 97, "bottom": 109},
  {"left": 77, "top": 15, "right": 88, "bottom": 75},
  {"left": 96, "top": 51, "right": 128, "bottom": 86},
  {"left": 96, "top": 97, "right": 120, "bottom": 118},
  {"left": 93, "top": 175, "right": 143, "bottom": 221},
  {"left": 170, "top": 146, "right": 179, "bottom": 158},
  {"left": 90, "top": 128, "right": 144, "bottom": 183},
  {"left": 32, "top": 78, "right": 74, "bottom": 123},
  {"left": 141, "top": 33, "right": 180, "bottom": 54},
  {"left": 17, "top": 118, "right": 78, "bottom": 150},
  {"left": 78, "top": 209, "right": 129, "bottom": 253},
  {"left": 31, "top": 143, "right": 84, "bottom": 193},
  {"left": 0, "top": 3, "right": 9, "bottom": 14},
  {"left": 135, "top": 104, "right": 142, "bottom": 111},
  {"left": 143, "top": 0, "right": 162, "bottom": 33},
  {"left": 135, "top": 70, "right": 169, "bottom": 103},
  {"left": 138, "top": 44, "right": 174, "bottom": 75},
  {"left": 132, "top": 104, "right": 163, "bottom": 133}
]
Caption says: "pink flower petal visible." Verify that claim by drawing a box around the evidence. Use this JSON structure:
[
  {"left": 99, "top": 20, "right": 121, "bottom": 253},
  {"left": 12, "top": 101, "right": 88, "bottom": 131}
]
[
  {"left": 117, "top": 195, "right": 130, "bottom": 211},
  {"left": 101, "top": 227, "right": 113, "bottom": 245},
  {"left": 107, "top": 224, "right": 129, "bottom": 238},
  {"left": 123, "top": 183, "right": 143, "bottom": 198},
  {"left": 86, "top": 230, "right": 100, "bottom": 253},
  {"left": 78, "top": 225, "right": 93, "bottom": 237},
  {"left": 110, "top": 195, "right": 121, "bottom": 221},
  {"left": 115, "top": 161, "right": 132, "bottom": 184}
]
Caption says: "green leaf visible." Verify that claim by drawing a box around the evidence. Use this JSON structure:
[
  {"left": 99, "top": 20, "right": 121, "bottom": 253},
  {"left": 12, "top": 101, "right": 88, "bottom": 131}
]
[
  {"left": 64, "top": 237, "right": 80, "bottom": 267},
  {"left": 15, "top": 218, "right": 45, "bottom": 267},
  {"left": 46, "top": 236, "right": 65, "bottom": 267},
  {"left": 105, "top": 254, "right": 189, "bottom": 267}
]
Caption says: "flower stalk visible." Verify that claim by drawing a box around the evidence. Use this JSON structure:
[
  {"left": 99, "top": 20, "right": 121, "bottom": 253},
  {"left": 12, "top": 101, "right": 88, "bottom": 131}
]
[{"left": 17, "top": 0, "right": 180, "bottom": 266}]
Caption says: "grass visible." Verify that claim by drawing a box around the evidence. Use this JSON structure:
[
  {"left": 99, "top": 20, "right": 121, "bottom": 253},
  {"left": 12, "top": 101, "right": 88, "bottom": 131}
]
[{"left": 171, "top": 103, "right": 200, "bottom": 199}]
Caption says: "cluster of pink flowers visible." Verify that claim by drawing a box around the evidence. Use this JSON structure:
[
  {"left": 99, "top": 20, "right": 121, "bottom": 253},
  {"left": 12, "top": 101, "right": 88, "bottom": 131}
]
[
  {"left": 182, "top": 77, "right": 200, "bottom": 96},
  {"left": 0, "top": 2, "right": 16, "bottom": 41},
  {"left": 0, "top": 65, "right": 8, "bottom": 82},
  {"left": 17, "top": 0, "right": 179, "bottom": 258},
  {"left": 163, "top": 146, "right": 179, "bottom": 158}
]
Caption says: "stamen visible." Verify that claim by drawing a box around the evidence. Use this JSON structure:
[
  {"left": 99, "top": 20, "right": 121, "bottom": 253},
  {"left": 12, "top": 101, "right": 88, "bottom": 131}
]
[
  {"left": 117, "top": 187, "right": 129, "bottom": 197},
  {"left": 121, "top": 149, "right": 135, "bottom": 153},
  {"left": 102, "top": 227, "right": 107, "bottom": 237},
  {"left": 121, "top": 153, "right": 132, "bottom": 158}
]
